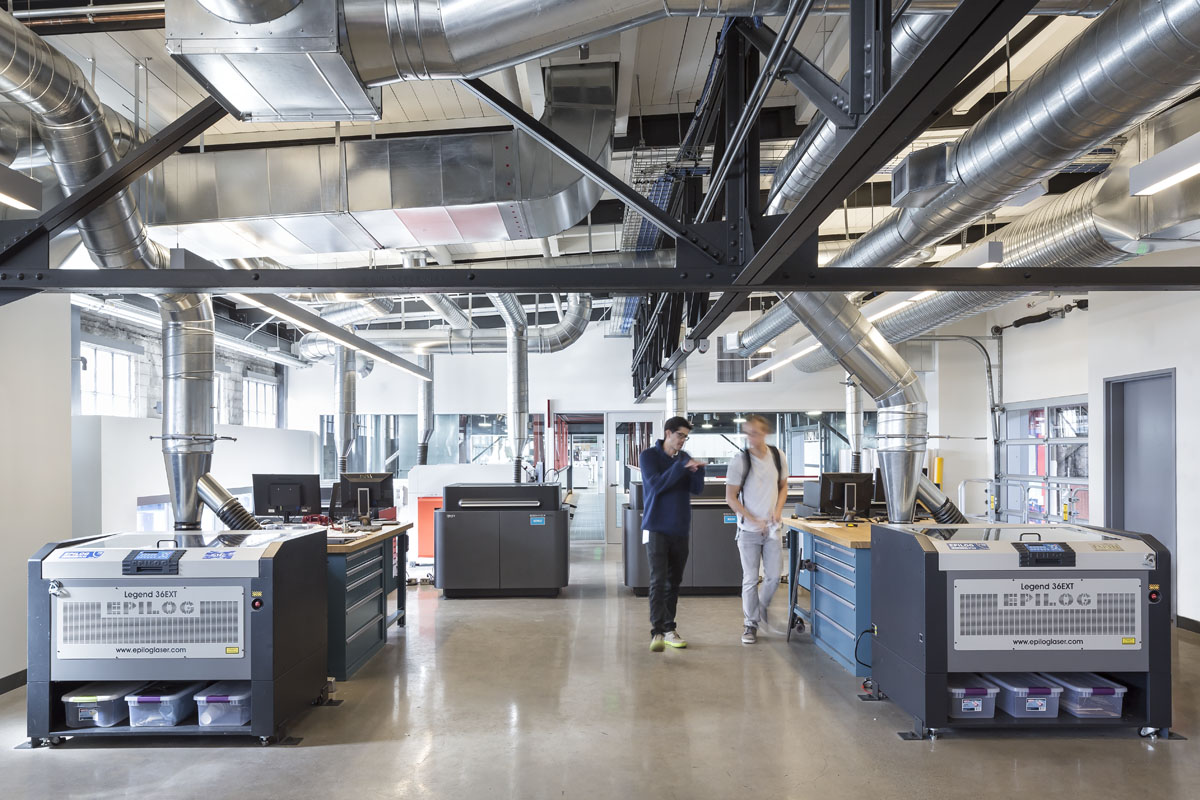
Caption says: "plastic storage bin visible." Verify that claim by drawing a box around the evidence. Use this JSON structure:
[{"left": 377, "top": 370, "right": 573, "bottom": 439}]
[
  {"left": 125, "top": 682, "right": 208, "bottom": 727},
  {"left": 947, "top": 675, "right": 1000, "bottom": 719},
  {"left": 62, "top": 682, "right": 147, "bottom": 728},
  {"left": 1038, "top": 673, "right": 1127, "bottom": 718},
  {"left": 982, "top": 672, "right": 1063, "bottom": 719},
  {"left": 194, "top": 681, "right": 252, "bottom": 727}
]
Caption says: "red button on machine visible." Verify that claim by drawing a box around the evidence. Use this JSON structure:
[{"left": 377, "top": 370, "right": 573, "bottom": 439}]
[{"left": 252, "top": 598, "right": 264, "bottom": 610}]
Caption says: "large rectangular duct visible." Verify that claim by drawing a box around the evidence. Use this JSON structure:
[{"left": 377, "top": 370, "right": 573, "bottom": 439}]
[{"left": 166, "top": 0, "right": 383, "bottom": 122}]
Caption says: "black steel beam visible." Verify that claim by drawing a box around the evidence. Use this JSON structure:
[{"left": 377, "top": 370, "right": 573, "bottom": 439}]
[
  {"left": 738, "top": 20, "right": 855, "bottom": 127},
  {"left": 458, "top": 77, "right": 726, "bottom": 263},
  {"left": 690, "top": 0, "right": 1039, "bottom": 342},
  {"left": 0, "top": 96, "right": 227, "bottom": 261},
  {"left": 19, "top": 266, "right": 1200, "bottom": 294}
]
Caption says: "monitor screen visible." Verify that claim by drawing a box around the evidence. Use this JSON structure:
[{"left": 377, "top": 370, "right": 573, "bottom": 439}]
[
  {"left": 253, "top": 473, "right": 321, "bottom": 519},
  {"left": 336, "top": 473, "right": 395, "bottom": 517}
]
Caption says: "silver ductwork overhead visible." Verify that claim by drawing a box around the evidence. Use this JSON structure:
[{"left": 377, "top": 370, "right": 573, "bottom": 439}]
[
  {"left": 166, "top": 1, "right": 791, "bottom": 122},
  {"left": 0, "top": 8, "right": 258, "bottom": 530},
  {"left": 298, "top": 294, "right": 593, "bottom": 360},
  {"left": 150, "top": 64, "right": 616, "bottom": 259},
  {"left": 788, "top": 99, "right": 1200, "bottom": 371},
  {"left": 423, "top": 294, "right": 475, "bottom": 330},
  {"left": 741, "top": 0, "right": 1200, "bottom": 358}
]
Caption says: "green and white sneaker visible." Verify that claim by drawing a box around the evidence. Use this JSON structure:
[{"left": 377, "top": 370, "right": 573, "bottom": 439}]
[
  {"left": 650, "top": 634, "right": 665, "bottom": 652},
  {"left": 663, "top": 631, "right": 687, "bottom": 649}
]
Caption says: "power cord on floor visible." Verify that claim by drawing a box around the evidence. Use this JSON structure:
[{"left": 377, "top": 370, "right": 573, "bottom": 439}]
[{"left": 854, "top": 625, "right": 876, "bottom": 670}]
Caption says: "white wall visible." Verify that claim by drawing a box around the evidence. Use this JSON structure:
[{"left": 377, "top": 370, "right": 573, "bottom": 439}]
[
  {"left": 72, "top": 416, "right": 319, "bottom": 534},
  {"left": 1085, "top": 291, "right": 1200, "bottom": 621},
  {"left": 286, "top": 311, "right": 850, "bottom": 432},
  {"left": 987, "top": 294, "right": 1090, "bottom": 403},
  {"left": 925, "top": 318, "right": 995, "bottom": 516},
  {"left": 984, "top": 289, "right": 1200, "bottom": 621},
  {"left": 0, "top": 295, "right": 73, "bottom": 678}
]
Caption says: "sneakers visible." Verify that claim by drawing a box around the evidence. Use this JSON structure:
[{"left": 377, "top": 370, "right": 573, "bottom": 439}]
[
  {"left": 663, "top": 631, "right": 687, "bottom": 649},
  {"left": 650, "top": 634, "right": 665, "bottom": 652},
  {"left": 741, "top": 626, "right": 757, "bottom": 644}
]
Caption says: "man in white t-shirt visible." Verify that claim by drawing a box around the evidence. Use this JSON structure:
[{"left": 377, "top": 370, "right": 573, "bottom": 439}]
[{"left": 724, "top": 414, "right": 789, "bottom": 644}]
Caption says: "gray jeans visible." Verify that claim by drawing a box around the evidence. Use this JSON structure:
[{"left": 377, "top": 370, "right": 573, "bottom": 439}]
[{"left": 736, "top": 527, "right": 782, "bottom": 629}]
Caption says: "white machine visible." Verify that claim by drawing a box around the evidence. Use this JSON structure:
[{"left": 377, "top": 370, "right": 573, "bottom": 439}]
[{"left": 27, "top": 528, "right": 328, "bottom": 746}]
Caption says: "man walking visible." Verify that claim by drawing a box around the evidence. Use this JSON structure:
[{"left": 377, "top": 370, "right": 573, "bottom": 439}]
[
  {"left": 725, "top": 414, "right": 789, "bottom": 644},
  {"left": 639, "top": 416, "right": 706, "bottom": 652}
]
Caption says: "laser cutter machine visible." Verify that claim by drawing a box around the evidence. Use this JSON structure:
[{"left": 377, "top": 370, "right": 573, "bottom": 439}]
[
  {"left": 869, "top": 522, "right": 1172, "bottom": 739},
  {"left": 26, "top": 528, "right": 328, "bottom": 746}
]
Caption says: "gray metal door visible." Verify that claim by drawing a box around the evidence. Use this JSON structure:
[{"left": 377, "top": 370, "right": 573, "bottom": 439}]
[{"left": 1106, "top": 370, "right": 1177, "bottom": 615}]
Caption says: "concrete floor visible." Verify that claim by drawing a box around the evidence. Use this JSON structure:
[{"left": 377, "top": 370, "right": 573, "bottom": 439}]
[{"left": 2, "top": 544, "right": 1199, "bottom": 799}]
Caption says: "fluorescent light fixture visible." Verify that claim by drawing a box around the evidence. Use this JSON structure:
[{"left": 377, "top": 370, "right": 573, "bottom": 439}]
[
  {"left": 229, "top": 292, "right": 431, "bottom": 381},
  {"left": 867, "top": 300, "right": 914, "bottom": 322},
  {"left": 806, "top": 410, "right": 822, "bottom": 416},
  {"left": 1130, "top": 129, "right": 1200, "bottom": 195},
  {"left": 1006, "top": 181, "right": 1047, "bottom": 207},
  {"left": 733, "top": 416, "right": 747, "bottom": 424},
  {"left": 701, "top": 422, "right": 713, "bottom": 429},
  {"left": 0, "top": 164, "right": 41, "bottom": 211},
  {"left": 479, "top": 420, "right": 492, "bottom": 428},
  {"left": 746, "top": 342, "right": 821, "bottom": 380},
  {"left": 70, "top": 294, "right": 307, "bottom": 367},
  {"left": 943, "top": 240, "right": 1003, "bottom": 269}
]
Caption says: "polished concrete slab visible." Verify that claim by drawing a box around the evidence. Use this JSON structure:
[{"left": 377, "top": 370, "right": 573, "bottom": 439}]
[{"left": 2, "top": 544, "right": 1198, "bottom": 799}]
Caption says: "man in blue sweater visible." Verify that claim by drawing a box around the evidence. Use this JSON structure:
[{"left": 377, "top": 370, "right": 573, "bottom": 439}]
[{"left": 639, "top": 416, "right": 706, "bottom": 652}]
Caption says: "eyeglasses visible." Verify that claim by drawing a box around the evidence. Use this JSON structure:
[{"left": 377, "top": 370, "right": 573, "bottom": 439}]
[{"left": 670, "top": 431, "right": 690, "bottom": 441}]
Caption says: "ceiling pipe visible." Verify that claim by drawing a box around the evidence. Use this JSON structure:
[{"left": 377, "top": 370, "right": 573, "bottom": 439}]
[
  {"left": 194, "top": 0, "right": 299, "bottom": 24},
  {"left": 743, "top": 0, "right": 1200, "bottom": 357},
  {"left": 664, "top": 363, "right": 688, "bottom": 421},
  {"left": 422, "top": 294, "right": 475, "bottom": 330},
  {"left": 342, "top": 0, "right": 792, "bottom": 84},
  {"left": 298, "top": 294, "right": 593, "bottom": 359},
  {"left": 0, "top": 8, "right": 259, "bottom": 530},
  {"left": 789, "top": 104, "right": 1200, "bottom": 372}
]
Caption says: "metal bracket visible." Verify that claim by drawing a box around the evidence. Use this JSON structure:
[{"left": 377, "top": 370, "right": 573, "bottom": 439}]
[{"left": 736, "top": 20, "right": 857, "bottom": 128}]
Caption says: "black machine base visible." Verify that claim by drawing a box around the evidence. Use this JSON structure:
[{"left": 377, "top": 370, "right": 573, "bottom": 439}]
[{"left": 443, "top": 588, "right": 561, "bottom": 599}]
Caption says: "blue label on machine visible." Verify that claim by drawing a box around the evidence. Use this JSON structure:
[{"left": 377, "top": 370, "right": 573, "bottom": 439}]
[
  {"left": 61, "top": 550, "right": 103, "bottom": 559},
  {"left": 724, "top": 514, "right": 738, "bottom": 524},
  {"left": 530, "top": 516, "right": 546, "bottom": 526},
  {"left": 947, "top": 543, "right": 989, "bottom": 551},
  {"left": 203, "top": 551, "right": 236, "bottom": 560}
]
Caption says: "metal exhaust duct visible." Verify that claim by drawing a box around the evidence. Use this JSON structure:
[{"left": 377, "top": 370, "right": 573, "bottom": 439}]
[
  {"left": 0, "top": 9, "right": 258, "bottom": 530},
  {"left": 416, "top": 354, "right": 434, "bottom": 466},
  {"left": 507, "top": 326, "right": 530, "bottom": 483},
  {"left": 664, "top": 363, "right": 688, "bottom": 421},
  {"left": 423, "top": 294, "right": 474, "bottom": 330},
  {"left": 334, "top": 345, "right": 357, "bottom": 475},
  {"left": 298, "top": 294, "right": 593, "bottom": 359},
  {"left": 845, "top": 375, "right": 863, "bottom": 472}
]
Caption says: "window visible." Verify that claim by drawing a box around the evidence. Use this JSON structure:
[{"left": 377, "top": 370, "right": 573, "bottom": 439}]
[
  {"left": 243, "top": 377, "right": 278, "bottom": 428},
  {"left": 997, "top": 397, "right": 1089, "bottom": 523},
  {"left": 716, "top": 338, "right": 772, "bottom": 383},
  {"left": 213, "top": 374, "right": 230, "bottom": 425},
  {"left": 80, "top": 342, "right": 136, "bottom": 416}
]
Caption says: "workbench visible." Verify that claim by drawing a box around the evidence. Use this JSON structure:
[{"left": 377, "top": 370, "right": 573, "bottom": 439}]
[
  {"left": 784, "top": 517, "right": 873, "bottom": 678},
  {"left": 326, "top": 522, "right": 411, "bottom": 681}
]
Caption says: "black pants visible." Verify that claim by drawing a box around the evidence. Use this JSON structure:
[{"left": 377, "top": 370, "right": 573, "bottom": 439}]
[{"left": 647, "top": 531, "right": 689, "bottom": 636}]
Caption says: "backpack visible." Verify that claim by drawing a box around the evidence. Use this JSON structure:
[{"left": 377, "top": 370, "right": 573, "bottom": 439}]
[{"left": 738, "top": 445, "right": 783, "bottom": 501}]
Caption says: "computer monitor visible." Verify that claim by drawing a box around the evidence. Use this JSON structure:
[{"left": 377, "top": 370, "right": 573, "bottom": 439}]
[
  {"left": 819, "top": 472, "right": 874, "bottom": 519},
  {"left": 873, "top": 468, "right": 887, "bottom": 503},
  {"left": 336, "top": 473, "right": 395, "bottom": 520},
  {"left": 252, "top": 473, "right": 321, "bottom": 523}
]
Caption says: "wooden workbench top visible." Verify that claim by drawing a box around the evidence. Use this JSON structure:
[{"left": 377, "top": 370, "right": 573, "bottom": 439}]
[
  {"left": 326, "top": 521, "right": 413, "bottom": 554},
  {"left": 782, "top": 517, "right": 873, "bottom": 549}
]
